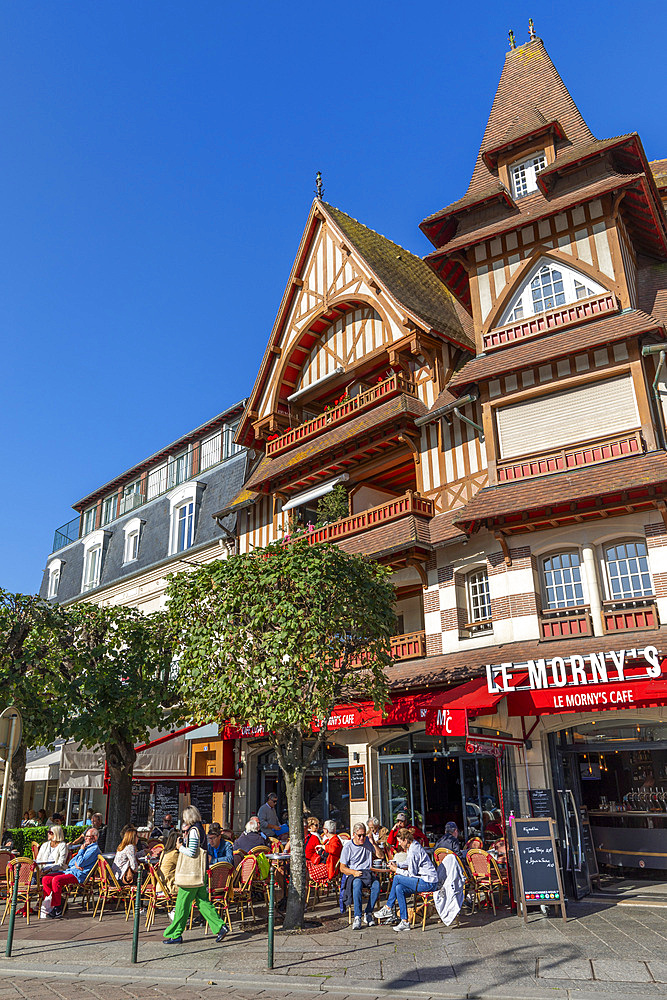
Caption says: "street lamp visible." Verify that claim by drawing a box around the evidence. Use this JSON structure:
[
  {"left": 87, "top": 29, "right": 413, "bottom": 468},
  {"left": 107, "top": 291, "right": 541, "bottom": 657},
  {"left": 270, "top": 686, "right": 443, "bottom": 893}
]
[{"left": 0, "top": 706, "right": 23, "bottom": 836}]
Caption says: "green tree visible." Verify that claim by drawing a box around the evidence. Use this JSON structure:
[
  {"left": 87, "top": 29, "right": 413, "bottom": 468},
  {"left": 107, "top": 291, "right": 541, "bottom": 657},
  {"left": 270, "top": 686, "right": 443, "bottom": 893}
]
[
  {"left": 54, "top": 603, "right": 178, "bottom": 849},
  {"left": 0, "top": 591, "right": 67, "bottom": 829},
  {"left": 315, "top": 484, "right": 349, "bottom": 526},
  {"left": 167, "top": 538, "right": 395, "bottom": 929}
]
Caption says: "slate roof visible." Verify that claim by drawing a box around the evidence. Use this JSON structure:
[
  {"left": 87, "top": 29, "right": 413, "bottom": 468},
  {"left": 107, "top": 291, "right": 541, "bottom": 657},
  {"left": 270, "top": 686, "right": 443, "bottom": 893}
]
[
  {"left": 244, "top": 393, "right": 427, "bottom": 491},
  {"left": 448, "top": 309, "right": 664, "bottom": 389},
  {"left": 454, "top": 452, "right": 667, "bottom": 528},
  {"left": 321, "top": 203, "right": 474, "bottom": 351},
  {"left": 638, "top": 262, "right": 667, "bottom": 327}
]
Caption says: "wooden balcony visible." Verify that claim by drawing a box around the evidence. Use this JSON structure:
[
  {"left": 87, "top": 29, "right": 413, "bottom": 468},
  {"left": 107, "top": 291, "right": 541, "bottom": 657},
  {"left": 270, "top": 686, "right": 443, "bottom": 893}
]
[
  {"left": 497, "top": 430, "right": 643, "bottom": 483},
  {"left": 483, "top": 292, "right": 618, "bottom": 352},
  {"left": 540, "top": 606, "right": 593, "bottom": 640},
  {"left": 266, "top": 373, "right": 419, "bottom": 456},
  {"left": 304, "top": 491, "right": 435, "bottom": 546},
  {"left": 391, "top": 630, "right": 426, "bottom": 660},
  {"left": 603, "top": 598, "right": 659, "bottom": 633}
]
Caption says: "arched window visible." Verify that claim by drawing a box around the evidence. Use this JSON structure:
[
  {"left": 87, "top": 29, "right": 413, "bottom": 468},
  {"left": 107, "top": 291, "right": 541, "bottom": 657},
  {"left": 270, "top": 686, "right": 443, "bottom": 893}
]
[
  {"left": 502, "top": 260, "right": 606, "bottom": 325},
  {"left": 466, "top": 568, "right": 492, "bottom": 629},
  {"left": 603, "top": 540, "right": 653, "bottom": 600},
  {"left": 542, "top": 551, "right": 585, "bottom": 609}
]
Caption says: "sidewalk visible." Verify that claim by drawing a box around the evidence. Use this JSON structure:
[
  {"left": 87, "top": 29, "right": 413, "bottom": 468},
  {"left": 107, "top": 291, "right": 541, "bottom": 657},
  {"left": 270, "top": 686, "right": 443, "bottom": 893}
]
[{"left": 1, "top": 895, "right": 667, "bottom": 999}]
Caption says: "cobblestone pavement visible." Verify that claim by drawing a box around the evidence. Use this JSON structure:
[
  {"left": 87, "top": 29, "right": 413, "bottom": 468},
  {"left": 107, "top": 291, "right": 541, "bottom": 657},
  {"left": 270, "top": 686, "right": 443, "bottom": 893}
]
[{"left": 2, "top": 896, "right": 667, "bottom": 999}]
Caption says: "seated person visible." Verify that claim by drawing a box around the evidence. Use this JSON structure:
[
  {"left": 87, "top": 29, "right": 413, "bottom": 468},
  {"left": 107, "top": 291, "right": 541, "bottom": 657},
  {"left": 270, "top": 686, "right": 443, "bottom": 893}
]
[
  {"left": 435, "top": 821, "right": 462, "bottom": 856},
  {"left": 84, "top": 808, "right": 94, "bottom": 827},
  {"left": 485, "top": 809, "right": 504, "bottom": 839},
  {"left": 465, "top": 834, "right": 483, "bottom": 851},
  {"left": 321, "top": 819, "right": 343, "bottom": 880},
  {"left": 42, "top": 827, "right": 100, "bottom": 919},
  {"left": 113, "top": 828, "right": 139, "bottom": 884},
  {"left": 233, "top": 816, "right": 268, "bottom": 856},
  {"left": 376, "top": 829, "right": 439, "bottom": 931},
  {"left": 339, "top": 822, "right": 384, "bottom": 930},
  {"left": 258, "top": 793, "right": 288, "bottom": 838},
  {"left": 72, "top": 812, "right": 107, "bottom": 851},
  {"left": 158, "top": 830, "right": 180, "bottom": 894},
  {"left": 207, "top": 823, "right": 234, "bottom": 865},
  {"left": 386, "top": 812, "right": 429, "bottom": 848},
  {"left": 366, "top": 817, "right": 381, "bottom": 844},
  {"left": 36, "top": 825, "right": 68, "bottom": 872},
  {"left": 37, "top": 809, "right": 48, "bottom": 826}
]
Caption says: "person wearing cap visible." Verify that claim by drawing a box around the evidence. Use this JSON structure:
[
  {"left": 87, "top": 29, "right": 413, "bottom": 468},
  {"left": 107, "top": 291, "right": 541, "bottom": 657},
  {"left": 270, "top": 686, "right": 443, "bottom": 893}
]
[
  {"left": 207, "top": 823, "right": 234, "bottom": 865},
  {"left": 435, "top": 821, "right": 462, "bottom": 856}
]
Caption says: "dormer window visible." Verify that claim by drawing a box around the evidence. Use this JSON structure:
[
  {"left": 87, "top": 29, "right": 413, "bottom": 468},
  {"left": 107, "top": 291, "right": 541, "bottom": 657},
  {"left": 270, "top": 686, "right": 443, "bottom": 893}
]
[
  {"left": 502, "top": 260, "right": 606, "bottom": 325},
  {"left": 510, "top": 151, "right": 546, "bottom": 198}
]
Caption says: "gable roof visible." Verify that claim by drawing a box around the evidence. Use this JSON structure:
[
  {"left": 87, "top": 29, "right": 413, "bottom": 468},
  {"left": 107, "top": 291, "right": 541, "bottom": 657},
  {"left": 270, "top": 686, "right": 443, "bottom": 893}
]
[{"left": 321, "top": 203, "right": 472, "bottom": 350}]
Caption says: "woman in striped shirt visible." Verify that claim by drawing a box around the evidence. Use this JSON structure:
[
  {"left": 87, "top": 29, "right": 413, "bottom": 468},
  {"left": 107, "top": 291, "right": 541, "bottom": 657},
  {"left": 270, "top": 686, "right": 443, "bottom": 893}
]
[{"left": 163, "top": 806, "right": 228, "bottom": 945}]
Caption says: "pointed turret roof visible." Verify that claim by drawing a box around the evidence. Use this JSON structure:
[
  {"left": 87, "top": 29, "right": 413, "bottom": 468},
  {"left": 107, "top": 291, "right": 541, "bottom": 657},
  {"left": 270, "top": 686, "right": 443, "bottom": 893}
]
[{"left": 467, "top": 35, "right": 594, "bottom": 196}]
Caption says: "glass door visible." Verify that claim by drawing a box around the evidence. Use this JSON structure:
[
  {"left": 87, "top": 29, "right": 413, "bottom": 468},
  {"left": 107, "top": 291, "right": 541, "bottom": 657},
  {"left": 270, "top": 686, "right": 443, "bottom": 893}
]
[{"left": 554, "top": 744, "right": 591, "bottom": 900}]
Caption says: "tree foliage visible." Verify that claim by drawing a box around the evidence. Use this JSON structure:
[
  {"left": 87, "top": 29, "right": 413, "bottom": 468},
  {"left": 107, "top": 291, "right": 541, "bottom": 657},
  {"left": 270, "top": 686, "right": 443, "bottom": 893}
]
[
  {"left": 315, "top": 485, "right": 349, "bottom": 527},
  {"left": 167, "top": 538, "right": 396, "bottom": 928}
]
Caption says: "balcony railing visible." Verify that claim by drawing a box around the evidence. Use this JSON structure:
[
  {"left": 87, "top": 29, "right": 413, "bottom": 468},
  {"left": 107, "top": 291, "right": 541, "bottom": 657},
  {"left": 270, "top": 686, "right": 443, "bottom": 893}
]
[
  {"left": 540, "top": 606, "right": 593, "bottom": 640},
  {"left": 603, "top": 598, "right": 659, "bottom": 633},
  {"left": 266, "top": 373, "right": 419, "bottom": 456},
  {"left": 52, "top": 517, "right": 80, "bottom": 553},
  {"left": 497, "top": 430, "right": 643, "bottom": 483},
  {"left": 391, "top": 630, "right": 426, "bottom": 660},
  {"left": 303, "top": 491, "right": 435, "bottom": 546},
  {"left": 482, "top": 292, "right": 617, "bottom": 352}
]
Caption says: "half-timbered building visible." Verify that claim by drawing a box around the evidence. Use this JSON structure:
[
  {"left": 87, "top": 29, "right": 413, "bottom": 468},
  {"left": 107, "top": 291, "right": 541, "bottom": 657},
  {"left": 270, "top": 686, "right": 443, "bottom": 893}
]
[{"left": 223, "top": 28, "right": 667, "bottom": 887}]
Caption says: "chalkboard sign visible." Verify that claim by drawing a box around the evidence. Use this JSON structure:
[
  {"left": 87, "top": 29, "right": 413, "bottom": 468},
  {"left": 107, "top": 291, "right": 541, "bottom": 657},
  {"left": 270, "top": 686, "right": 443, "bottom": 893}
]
[
  {"left": 529, "top": 788, "right": 555, "bottom": 819},
  {"left": 579, "top": 806, "right": 599, "bottom": 880},
  {"left": 348, "top": 764, "right": 367, "bottom": 802},
  {"left": 190, "top": 782, "right": 214, "bottom": 823},
  {"left": 131, "top": 781, "right": 151, "bottom": 827},
  {"left": 154, "top": 781, "right": 180, "bottom": 828},
  {"left": 512, "top": 817, "right": 566, "bottom": 922}
]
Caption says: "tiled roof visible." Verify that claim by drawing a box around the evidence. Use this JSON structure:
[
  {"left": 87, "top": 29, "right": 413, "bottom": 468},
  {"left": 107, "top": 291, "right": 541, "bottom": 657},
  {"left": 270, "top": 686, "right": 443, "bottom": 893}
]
[
  {"left": 466, "top": 37, "right": 594, "bottom": 197},
  {"left": 321, "top": 203, "right": 474, "bottom": 351},
  {"left": 429, "top": 172, "right": 642, "bottom": 256},
  {"left": 212, "top": 486, "right": 259, "bottom": 520},
  {"left": 428, "top": 509, "right": 467, "bottom": 545},
  {"left": 638, "top": 263, "right": 667, "bottom": 327},
  {"left": 421, "top": 184, "right": 510, "bottom": 229},
  {"left": 449, "top": 309, "right": 664, "bottom": 389},
  {"left": 650, "top": 158, "right": 667, "bottom": 189},
  {"left": 384, "top": 624, "right": 667, "bottom": 692},
  {"left": 454, "top": 451, "right": 667, "bottom": 527},
  {"left": 244, "top": 393, "right": 427, "bottom": 490},
  {"left": 538, "top": 134, "right": 637, "bottom": 182},
  {"left": 498, "top": 107, "right": 549, "bottom": 146},
  {"left": 335, "top": 515, "right": 431, "bottom": 560}
]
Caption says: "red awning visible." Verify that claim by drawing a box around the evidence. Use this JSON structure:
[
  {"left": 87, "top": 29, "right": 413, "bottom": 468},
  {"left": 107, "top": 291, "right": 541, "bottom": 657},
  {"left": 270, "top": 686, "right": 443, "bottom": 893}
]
[
  {"left": 423, "top": 677, "right": 506, "bottom": 736},
  {"left": 506, "top": 674, "right": 667, "bottom": 716}
]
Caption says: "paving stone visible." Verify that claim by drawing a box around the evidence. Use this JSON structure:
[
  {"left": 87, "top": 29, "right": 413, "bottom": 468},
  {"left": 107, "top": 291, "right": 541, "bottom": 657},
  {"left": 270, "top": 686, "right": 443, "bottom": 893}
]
[
  {"left": 649, "top": 963, "right": 667, "bottom": 984},
  {"left": 537, "top": 956, "right": 593, "bottom": 980},
  {"left": 592, "top": 959, "right": 653, "bottom": 982}
]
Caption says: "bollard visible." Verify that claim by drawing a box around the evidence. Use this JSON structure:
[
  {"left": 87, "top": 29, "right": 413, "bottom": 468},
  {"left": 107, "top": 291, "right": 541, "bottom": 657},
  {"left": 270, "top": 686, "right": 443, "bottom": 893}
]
[
  {"left": 5, "top": 866, "right": 21, "bottom": 958},
  {"left": 267, "top": 863, "right": 275, "bottom": 970},
  {"left": 131, "top": 865, "right": 143, "bottom": 964}
]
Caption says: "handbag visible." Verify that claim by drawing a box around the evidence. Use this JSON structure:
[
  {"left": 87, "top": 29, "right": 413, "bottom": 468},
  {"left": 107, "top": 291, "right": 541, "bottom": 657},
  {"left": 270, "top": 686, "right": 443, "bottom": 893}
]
[{"left": 174, "top": 847, "right": 207, "bottom": 889}]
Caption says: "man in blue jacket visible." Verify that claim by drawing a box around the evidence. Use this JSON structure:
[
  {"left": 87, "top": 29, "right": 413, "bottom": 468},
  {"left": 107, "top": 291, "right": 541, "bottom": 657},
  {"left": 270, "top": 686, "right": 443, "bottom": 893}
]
[{"left": 42, "top": 827, "right": 100, "bottom": 919}]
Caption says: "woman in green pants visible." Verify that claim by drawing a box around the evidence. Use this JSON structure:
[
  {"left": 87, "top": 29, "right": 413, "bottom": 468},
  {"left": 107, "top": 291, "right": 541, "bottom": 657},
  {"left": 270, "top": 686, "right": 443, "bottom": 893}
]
[{"left": 163, "top": 805, "right": 228, "bottom": 944}]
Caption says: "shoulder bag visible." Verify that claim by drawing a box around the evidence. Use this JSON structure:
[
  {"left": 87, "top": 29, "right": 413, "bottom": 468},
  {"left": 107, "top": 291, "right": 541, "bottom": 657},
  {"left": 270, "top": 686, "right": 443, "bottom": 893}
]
[{"left": 174, "top": 845, "right": 207, "bottom": 889}]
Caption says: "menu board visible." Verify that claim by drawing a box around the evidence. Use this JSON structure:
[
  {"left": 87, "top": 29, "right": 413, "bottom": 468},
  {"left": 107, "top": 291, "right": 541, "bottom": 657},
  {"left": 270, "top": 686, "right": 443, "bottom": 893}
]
[
  {"left": 348, "top": 764, "right": 367, "bottom": 802},
  {"left": 131, "top": 781, "right": 151, "bottom": 827},
  {"left": 154, "top": 781, "right": 180, "bottom": 828},
  {"left": 579, "top": 805, "right": 599, "bottom": 879},
  {"left": 512, "top": 817, "right": 566, "bottom": 922},
  {"left": 529, "top": 788, "right": 555, "bottom": 819},
  {"left": 190, "top": 782, "right": 214, "bottom": 823}
]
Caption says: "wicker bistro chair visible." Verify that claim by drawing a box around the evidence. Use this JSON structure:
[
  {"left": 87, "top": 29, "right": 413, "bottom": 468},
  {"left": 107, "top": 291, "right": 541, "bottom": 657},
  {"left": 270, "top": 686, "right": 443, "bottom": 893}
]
[
  {"left": 231, "top": 854, "right": 260, "bottom": 927},
  {"left": 1, "top": 859, "right": 37, "bottom": 926},
  {"left": 306, "top": 858, "right": 340, "bottom": 910},
  {"left": 0, "top": 850, "right": 13, "bottom": 891},
  {"left": 465, "top": 849, "right": 497, "bottom": 915},
  {"left": 411, "top": 886, "right": 437, "bottom": 931},
  {"left": 143, "top": 863, "right": 176, "bottom": 932},
  {"left": 30, "top": 842, "right": 40, "bottom": 860},
  {"left": 488, "top": 854, "right": 509, "bottom": 906},
  {"left": 63, "top": 859, "right": 100, "bottom": 913},
  {"left": 206, "top": 861, "right": 234, "bottom": 934},
  {"left": 93, "top": 856, "right": 134, "bottom": 921}
]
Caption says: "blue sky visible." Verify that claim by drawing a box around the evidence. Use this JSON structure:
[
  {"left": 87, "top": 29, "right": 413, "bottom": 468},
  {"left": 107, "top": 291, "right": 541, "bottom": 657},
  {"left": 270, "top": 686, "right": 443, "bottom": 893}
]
[{"left": 1, "top": 0, "right": 665, "bottom": 594}]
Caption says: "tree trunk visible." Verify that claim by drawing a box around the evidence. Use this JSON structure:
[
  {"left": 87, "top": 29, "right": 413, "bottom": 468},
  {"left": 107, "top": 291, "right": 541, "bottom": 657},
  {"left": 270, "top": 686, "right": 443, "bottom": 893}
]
[
  {"left": 105, "top": 739, "right": 136, "bottom": 851},
  {"left": 283, "top": 766, "right": 307, "bottom": 930},
  {"left": 5, "top": 740, "right": 27, "bottom": 831}
]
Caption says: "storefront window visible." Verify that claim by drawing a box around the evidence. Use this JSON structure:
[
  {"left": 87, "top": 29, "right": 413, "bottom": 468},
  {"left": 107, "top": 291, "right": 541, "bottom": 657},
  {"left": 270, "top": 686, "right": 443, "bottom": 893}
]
[{"left": 257, "top": 741, "right": 350, "bottom": 831}]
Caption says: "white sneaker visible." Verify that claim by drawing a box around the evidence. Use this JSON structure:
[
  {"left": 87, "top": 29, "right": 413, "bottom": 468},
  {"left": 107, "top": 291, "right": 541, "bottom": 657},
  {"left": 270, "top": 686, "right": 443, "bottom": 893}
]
[
  {"left": 364, "top": 913, "right": 375, "bottom": 926},
  {"left": 393, "top": 920, "right": 411, "bottom": 932},
  {"left": 375, "top": 905, "right": 393, "bottom": 920},
  {"left": 352, "top": 916, "right": 362, "bottom": 930}
]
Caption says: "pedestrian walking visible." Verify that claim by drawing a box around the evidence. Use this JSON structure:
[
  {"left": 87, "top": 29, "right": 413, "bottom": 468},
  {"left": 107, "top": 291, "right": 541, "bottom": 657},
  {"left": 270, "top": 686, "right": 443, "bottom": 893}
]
[{"left": 163, "top": 805, "right": 228, "bottom": 945}]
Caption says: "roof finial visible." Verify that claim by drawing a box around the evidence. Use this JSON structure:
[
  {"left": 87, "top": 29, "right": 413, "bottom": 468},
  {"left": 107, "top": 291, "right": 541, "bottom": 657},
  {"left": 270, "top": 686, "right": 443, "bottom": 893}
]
[
  {"left": 528, "top": 17, "right": 536, "bottom": 40},
  {"left": 508, "top": 29, "right": 516, "bottom": 50},
  {"left": 315, "top": 171, "right": 324, "bottom": 201}
]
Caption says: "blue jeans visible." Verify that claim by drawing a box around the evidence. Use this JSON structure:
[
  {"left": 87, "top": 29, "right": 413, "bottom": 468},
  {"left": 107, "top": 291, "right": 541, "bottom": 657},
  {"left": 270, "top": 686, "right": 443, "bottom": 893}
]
[
  {"left": 387, "top": 874, "right": 438, "bottom": 921},
  {"left": 351, "top": 875, "right": 380, "bottom": 917}
]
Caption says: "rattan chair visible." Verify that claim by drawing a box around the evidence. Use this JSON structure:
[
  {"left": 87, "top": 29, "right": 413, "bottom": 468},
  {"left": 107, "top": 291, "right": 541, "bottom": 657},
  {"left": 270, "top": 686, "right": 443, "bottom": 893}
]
[
  {"left": 206, "top": 861, "right": 234, "bottom": 933},
  {"left": 63, "top": 859, "right": 100, "bottom": 913},
  {"left": 1, "top": 858, "right": 37, "bottom": 926},
  {"left": 465, "top": 849, "right": 497, "bottom": 915},
  {"left": 93, "top": 856, "right": 134, "bottom": 921},
  {"left": 231, "top": 854, "right": 259, "bottom": 927},
  {"left": 411, "top": 887, "right": 436, "bottom": 930},
  {"left": 143, "top": 862, "right": 176, "bottom": 931}
]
